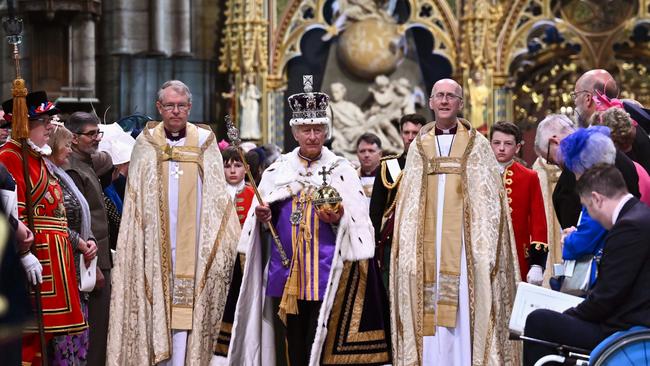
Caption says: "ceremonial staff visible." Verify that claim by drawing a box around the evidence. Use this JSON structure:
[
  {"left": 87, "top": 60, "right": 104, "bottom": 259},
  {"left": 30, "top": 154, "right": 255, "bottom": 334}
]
[
  {"left": 225, "top": 115, "right": 290, "bottom": 267},
  {"left": 2, "top": 4, "right": 48, "bottom": 364}
]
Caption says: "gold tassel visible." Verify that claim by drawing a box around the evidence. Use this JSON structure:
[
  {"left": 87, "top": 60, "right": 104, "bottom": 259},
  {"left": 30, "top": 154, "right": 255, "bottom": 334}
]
[
  {"left": 277, "top": 256, "right": 301, "bottom": 325},
  {"left": 11, "top": 78, "right": 29, "bottom": 140}
]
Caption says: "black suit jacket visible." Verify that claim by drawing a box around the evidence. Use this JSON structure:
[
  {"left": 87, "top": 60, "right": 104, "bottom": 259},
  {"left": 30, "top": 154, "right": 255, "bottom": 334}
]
[
  {"left": 369, "top": 153, "right": 406, "bottom": 243},
  {"left": 565, "top": 197, "right": 650, "bottom": 334},
  {"left": 627, "top": 129, "right": 650, "bottom": 175},
  {"left": 552, "top": 150, "right": 640, "bottom": 228}
]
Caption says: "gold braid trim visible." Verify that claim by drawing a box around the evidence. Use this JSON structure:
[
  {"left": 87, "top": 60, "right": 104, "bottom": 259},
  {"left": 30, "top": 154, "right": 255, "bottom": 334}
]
[
  {"left": 380, "top": 160, "right": 403, "bottom": 190},
  {"left": 530, "top": 241, "right": 549, "bottom": 252}
]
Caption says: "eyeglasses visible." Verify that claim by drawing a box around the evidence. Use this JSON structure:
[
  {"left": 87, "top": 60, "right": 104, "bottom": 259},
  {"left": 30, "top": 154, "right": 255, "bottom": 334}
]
[
  {"left": 546, "top": 138, "right": 557, "bottom": 165},
  {"left": 76, "top": 129, "right": 104, "bottom": 139},
  {"left": 431, "top": 92, "right": 462, "bottom": 101},
  {"left": 570, "top": 90, "right": 591, "bottom": 101},
  {"left": 161, "top": 103, "right": 190, "bottom": 112}
]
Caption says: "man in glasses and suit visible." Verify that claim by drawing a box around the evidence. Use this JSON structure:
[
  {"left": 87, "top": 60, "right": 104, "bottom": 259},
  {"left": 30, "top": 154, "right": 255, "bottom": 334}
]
[{"left": 64, "top": 111, "right": 113, "bottom": 365}]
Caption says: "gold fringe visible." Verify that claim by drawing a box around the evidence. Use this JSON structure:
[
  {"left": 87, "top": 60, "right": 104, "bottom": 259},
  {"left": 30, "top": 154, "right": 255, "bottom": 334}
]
[
  {"left": 278, "top": 259, "right": 301, "bottom": 324},
  {"left": 11, "top": 78, "right": 29, "bottom": 140}
]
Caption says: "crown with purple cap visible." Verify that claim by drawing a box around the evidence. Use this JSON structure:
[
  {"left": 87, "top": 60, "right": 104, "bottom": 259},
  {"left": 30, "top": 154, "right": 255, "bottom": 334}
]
[{"left": 288, "top": 75, "right": 330, "bottom": 126}]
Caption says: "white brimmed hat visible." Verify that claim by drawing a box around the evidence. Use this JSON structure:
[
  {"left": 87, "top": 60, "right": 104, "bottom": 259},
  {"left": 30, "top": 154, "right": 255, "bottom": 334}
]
[{"left": 99, "top": 123, "right": 135, "bottom": 165}]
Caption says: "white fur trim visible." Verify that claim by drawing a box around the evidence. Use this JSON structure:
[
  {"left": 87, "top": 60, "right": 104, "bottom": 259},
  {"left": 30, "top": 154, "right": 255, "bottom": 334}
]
[{"left": 229, "top": 147, "right": 375, "bottom": 365}]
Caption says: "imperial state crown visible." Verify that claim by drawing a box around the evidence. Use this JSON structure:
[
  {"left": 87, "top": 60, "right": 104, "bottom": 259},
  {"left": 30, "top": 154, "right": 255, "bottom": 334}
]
[{"left": 288, "top": 75, "right": 330, "bottom": 126}]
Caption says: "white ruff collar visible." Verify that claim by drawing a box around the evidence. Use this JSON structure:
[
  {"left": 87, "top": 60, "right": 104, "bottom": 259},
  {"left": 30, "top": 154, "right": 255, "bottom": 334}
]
[
  {"left": 227, "top": 180, "right": 245, "bottom": 200},
  {"left": 27, "top": 139, "right": 52, "bottom": 156}
]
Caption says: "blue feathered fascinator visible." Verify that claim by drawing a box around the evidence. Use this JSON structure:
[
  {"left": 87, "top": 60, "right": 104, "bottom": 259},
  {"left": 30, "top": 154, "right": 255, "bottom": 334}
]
[{"left": 560, "top": 126, "right": 616, "bottom": 175}]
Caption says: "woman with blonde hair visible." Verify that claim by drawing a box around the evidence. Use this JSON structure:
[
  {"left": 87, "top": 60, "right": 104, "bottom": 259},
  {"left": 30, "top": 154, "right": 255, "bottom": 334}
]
[
  {"left": 47, "top": 122, "right": 98, "bottom": 365},
  {"left": 592, "top": 108, "right": 650, "bottom": 200}
]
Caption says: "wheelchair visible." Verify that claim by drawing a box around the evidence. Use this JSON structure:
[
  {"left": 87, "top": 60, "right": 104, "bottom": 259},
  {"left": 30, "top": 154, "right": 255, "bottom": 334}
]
[{"left": 526, "top": 326, "right": 650, "bottom": 366}]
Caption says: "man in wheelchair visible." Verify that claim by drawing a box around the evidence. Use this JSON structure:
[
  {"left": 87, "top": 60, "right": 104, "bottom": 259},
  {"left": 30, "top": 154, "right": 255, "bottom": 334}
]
[{"left": 523, "top": 164, "right": 650, "bottom": 365}]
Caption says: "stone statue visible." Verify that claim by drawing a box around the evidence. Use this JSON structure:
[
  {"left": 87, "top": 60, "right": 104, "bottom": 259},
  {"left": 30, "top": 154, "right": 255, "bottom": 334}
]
[
  {"left": 364, "top": 75, "right": 406, "bottom": 154},
  {"left": 239, "top": 73, "right": 262, "bottom": 140},
  {"left": 331, "top": 0, "right": 394, "bottom": 28},
  {"left": 467, "top": 70, "right": 489, "bottom": 131},
  {"left": 327, "top": 77, "right": 420, "bottom": 157},
  {"left": 328, "top": 82, "right": 366, "bottom": 160}
]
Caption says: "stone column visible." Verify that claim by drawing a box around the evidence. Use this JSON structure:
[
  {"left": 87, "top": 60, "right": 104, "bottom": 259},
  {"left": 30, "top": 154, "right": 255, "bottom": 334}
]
[
  {"left": 150, "top": 0, "right": 171, "bottom": 55},
  {"left": 493, "top": 73, "right": 512, "bottom": 123},
  {"left": 70, "top": 14, "right": 96, "bottom": 97},
  {"left": 267, "top": 88, "right": 285, "bottom": 147},
  {"left": 172, "top": 0, "right": 192, "bottom": 56}
]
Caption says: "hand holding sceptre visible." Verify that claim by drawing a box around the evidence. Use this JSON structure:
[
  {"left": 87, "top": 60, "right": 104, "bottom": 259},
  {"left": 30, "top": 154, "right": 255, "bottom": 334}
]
[{"left": 225, "top": 116, "right": 290, "bottom": 267}]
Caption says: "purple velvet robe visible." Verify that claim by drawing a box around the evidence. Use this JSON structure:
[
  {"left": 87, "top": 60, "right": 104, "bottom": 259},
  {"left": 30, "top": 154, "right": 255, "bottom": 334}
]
[{"left": 267, "top": 195, "right": 337, "bottom": 300}]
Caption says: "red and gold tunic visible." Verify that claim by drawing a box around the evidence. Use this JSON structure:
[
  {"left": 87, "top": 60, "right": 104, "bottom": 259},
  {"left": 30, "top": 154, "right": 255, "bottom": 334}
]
[
  {"left": 503, "top": 161, "right": 549, "bottom": 279},
  {"left": 0, "top": 140, "right": 86, "bottom": 333},
  {"left": 235, "top": 185, "right": 255, "bottom": 226}
]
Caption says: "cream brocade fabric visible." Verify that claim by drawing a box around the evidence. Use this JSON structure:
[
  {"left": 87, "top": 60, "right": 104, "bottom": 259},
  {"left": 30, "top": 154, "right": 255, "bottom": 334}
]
[
  {"left": 532, "top": 157, "right": 563, "bottom": 288},
  {"left": 106, "top": 122, "right": 241, "bottom": 366},
  {"left": 389, "top": 120, "right": 522, "bottom": 366}
]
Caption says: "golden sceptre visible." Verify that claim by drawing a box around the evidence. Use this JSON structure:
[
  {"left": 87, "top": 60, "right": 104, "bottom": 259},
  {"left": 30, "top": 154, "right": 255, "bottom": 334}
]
[{"left": 225, "top": 116, "right": 290, "bottom": 267}]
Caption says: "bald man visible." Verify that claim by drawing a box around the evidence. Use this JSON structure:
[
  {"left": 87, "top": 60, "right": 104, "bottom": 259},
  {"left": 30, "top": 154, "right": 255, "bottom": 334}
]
[
  {"left": 572, "top": 69, "right": 650, "bottom": 173},
  {"left": 390, "top": 79, "right": 520, "bottom": 365},
  {"left": 573, "top": 69, "right": 618, "bottom": 127},
  {"left": 553, "top": 70, "right": 650, "bottom": 227}
]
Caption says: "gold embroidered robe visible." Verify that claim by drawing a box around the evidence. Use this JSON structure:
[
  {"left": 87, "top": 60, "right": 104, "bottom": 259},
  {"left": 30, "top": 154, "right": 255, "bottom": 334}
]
[
  {"left": 389, "top": 120, "right": 521, "bottom": 365},
  {"left": 106, "top": 122, "right": 241, "bottom": 366}
]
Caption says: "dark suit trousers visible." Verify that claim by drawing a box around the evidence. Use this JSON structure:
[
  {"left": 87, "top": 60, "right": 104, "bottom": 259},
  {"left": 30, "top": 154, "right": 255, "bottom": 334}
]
[
  {"left": 88, "top": 268, "right": 111, "bottom": 366},
  {"left": 285, "top": 300, "right": 321, "bottom": 366},
  {"left": 523, "top": 309, "right": 608, "bottom": 366}
]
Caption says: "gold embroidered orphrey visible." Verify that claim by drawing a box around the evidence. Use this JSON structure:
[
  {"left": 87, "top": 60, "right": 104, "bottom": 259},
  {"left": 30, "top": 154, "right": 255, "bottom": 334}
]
[
  {"left": 106, "top": 121, "right": 241, "bottom": 365},
  {"left": 389, "top": 119, "right": 521, "bottom": 366}
]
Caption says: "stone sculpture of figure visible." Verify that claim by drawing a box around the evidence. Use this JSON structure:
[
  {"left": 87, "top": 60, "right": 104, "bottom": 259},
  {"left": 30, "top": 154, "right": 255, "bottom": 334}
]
[
  {"left": 239, "top": 73, "right": 262, "bottom": 140},
  {"left": 365, "top": 75, "right": 405, "bottom": 154},
  {"left": 393, "top": 77, "right": 417, "bottom": 115},
  {"left": 468, "top": 70, "right": 490, "bottom": 131},
  {"left": 328, "top": 82, "right": 366, "bottom": 160},
  {"left": 324, "top": 0, "right": 394, "bottom": 40}
]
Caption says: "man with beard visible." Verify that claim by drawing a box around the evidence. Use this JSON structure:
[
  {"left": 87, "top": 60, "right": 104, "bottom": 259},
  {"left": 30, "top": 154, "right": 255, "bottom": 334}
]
[
  {"left": 573, "top": 69, "right": 650, "bottom": 174},
  {"left": 64, "top": 111, "right": 112, "bottom": 366}
]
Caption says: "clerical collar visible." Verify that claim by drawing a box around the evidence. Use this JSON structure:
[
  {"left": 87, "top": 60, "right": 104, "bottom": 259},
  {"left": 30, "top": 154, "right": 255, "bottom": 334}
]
[
  {"left": 165, "top": 127, "right": 186, "bottom": 141},
  {"left": 298, "top": 151, "right": 321, "bottom": 166},
  {"left": 360, "top": 167, "right": 378, "bottom": 177},
  {"left": 434, "top": 124, "right": 458, "bottom": 135}
]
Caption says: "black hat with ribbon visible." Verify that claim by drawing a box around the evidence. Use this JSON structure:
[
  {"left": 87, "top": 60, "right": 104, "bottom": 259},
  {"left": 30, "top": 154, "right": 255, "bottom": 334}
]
[{"left": 1, "top": 90, "right": 59, "bottom": 123}]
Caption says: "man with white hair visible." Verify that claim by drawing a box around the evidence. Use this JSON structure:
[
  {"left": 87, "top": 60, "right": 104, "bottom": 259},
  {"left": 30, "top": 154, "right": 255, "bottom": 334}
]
[
  {"left": 107, "top": 80, "right": 241, "bottom": 365},
  {"left": 534, "top": 114, "right": 640, "bottom": 229},
  {"left": 228, "top": 76, "right": 390, "bottom": 365}
]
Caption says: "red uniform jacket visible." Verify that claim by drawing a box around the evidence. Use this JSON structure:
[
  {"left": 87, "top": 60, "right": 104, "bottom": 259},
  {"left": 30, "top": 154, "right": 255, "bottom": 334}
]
[
  {"left": 503, "top": 161, "right": 548, "bottom": 279},
  {"left": 235, "top": 185, "right": 255, "bottom": 226},
  {"left": 0, "top": 140, "right": 86, "bottom": 333}
]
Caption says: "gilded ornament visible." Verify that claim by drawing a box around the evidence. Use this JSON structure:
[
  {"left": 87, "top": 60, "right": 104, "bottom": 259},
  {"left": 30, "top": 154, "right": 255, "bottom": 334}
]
[{"left": 312, "top": 166, "right": 342, "bottom": 214}]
